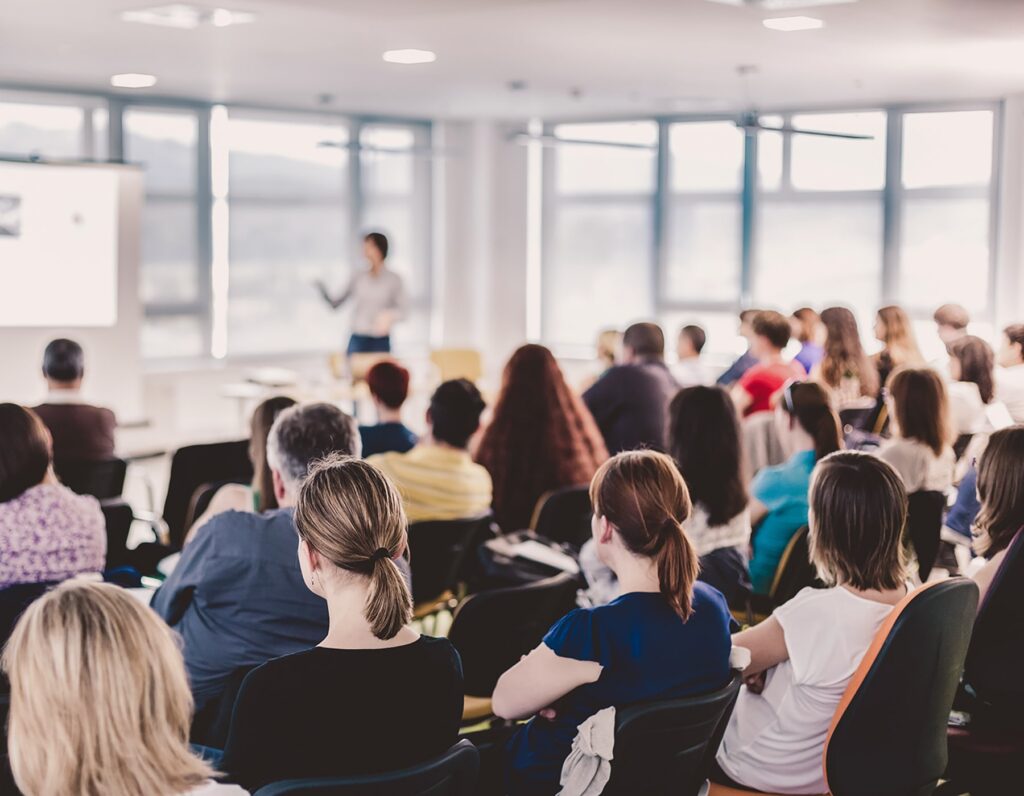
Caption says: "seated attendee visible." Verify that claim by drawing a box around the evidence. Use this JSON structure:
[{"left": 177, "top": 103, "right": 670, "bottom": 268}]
[
  {"left": 878, "top": 367, "right": 955, "bottom": 495},
  {"left": 791, "top": 307, "right": 825, "bottom": 375},
  {"left": 152, "top": 403, "right": 360, "bottom": 713},
  {"left": 475, "top": 345, "right": 607, "bottom": 532},
  {"left": 2, "top": 581, "right": 246, "bottom": 796},
  {"left": 812, "top": 306, "right": 879, "bottom": 408},
  {"left": 935, "top": 302, "right": 971, "bottom": 352},
  {"left": 368, "top": 379, "right": 491, "bottom": 523},
  {"left": 359, "top": 360, "right": 418, "bottom": 458},
  {"left": 32, "top": 338, "right": 117, "bottom": 461},
  {"left": 0, "top": 403, "right": 105, "bottom": 589},
  {"left": 583, "top": 322, "right": 679, "bottom": 453},
  {"left": 673, "top": 324, "right": 712, "bottom": 387},
  {"left": 872, "top": 305, "right": 925, "bottom": 387},
  {"left": 496, "top": 450, "right": 734, "bottom": 796},
  {"left": 714, "top": 451, "right": 910, "bottom": 795},
  {"left": 221, "top": 456, "right": 463, "bottom": 791},
  {"left": 748, "top": 381, "right": 842, "bottom": 594},
  {"left": 948, "top": 335, "right": 1001, "bottom": 437},
  {"left": 717, "top": 309, "right": 760, "bottom": 387},
  {"left": 731, "top": 310, "right": 803, "bottom": 417},
  {"left": 996, "top": 323, "right": 1024, "bottom": 423}
]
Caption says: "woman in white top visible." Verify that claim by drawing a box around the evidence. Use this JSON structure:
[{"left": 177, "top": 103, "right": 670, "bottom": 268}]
[
  {"left": 1, "top": 580, "right": 247, "bottom": 796},
  {"left": 947, "top": 335, "right": 999, "bottom": 437},
  {"left": 714, "top": 451, "right": 910, "bottom": 794}
]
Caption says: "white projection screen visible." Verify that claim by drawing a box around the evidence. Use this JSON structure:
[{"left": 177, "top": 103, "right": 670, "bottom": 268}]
[{"left": 0, "top": 161, "right": 119, "bottom": 326}]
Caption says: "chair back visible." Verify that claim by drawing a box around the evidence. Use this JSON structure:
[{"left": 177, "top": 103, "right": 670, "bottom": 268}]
[
  {"left": 183, "top": 480, "right": 248, "bottom": 532},
  {"left": 407, "top": 516, "right": 494, "bottom": 605},
  {"left": 448, "top": 573, "right": 579, "bottom": 696},
  {"left": 906, "top": 490, "right": 946, "bottom": 582},
  {"left": 530, "top": 485, "right": 592, "bottom": 548},
  {"left": 604, "top": 674, "right": 742, "bottom": 796},
  {"left": 824, "top": 578, "right": 978, "bottom": 796},
  {"left": 54, "top": 457, "right": 127, "bottom": 500},
  {"left": 0, "top": 581, "right": 58, "bottom": 651},
  {"left": 162, "top": 440, "right": 253, "bottom": 549},
  {"left": 100, "top": 499, "right": 134, "bottom": 570},
  {"left": 769, "top": 526, "right": 818, "bottom": 605},
  {"left": 429, "top": 349, "right": 483, "bottom": 384},
  {"left": 252, "top": 739, "right": 479, "bottom": 796}
]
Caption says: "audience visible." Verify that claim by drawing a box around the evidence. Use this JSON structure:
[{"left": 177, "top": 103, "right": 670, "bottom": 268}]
[
  {"left": 791, "top": 307, "right": 825, "bottom": 374},
  {"left": 2, "top": 580, "right": 246, "bottom": 795},
  {"left": 934, "top": 302, "right": 971, "bottom": 351},
  {"left": 872, "top": 305, "right": 925, "bottom": 388},
  {"left": 673, "top": 324, "right": 712, "bottom": 387},
  {"left": 996, "top": 323, "right": 1024, "bottom": 423},
  {"left": 152, "top": 403, "right": 359, "bottom": 713},
  {"left": 582, "top": 322, "right": 678, "bottom": 453},
  {"left": 475, "top": 344, "right": 607, "bottom": 532},
  {"left": 714, "top": 451, "right": 909, "bottom": 794},
  {"left": 717, "top": 309, "right": 760, "bottom": 387},
  {"left": 368, "top": 379, "right": 491, "bottom": 522},
  {"left": 731, "top": 310, "right": 803, "bottom": 417},
  {"left": 32, "top": 338, "right": 117, "bottom": 461},
  {"left": 0, "top": 403, "right": 105, "bottom": 589},
  {"left": 947, "top": 335, "right": 998, "bottom": 437},
  {"left": 748, "top": 381, "right": 842, "bottom": 594},
  {"left": 496, "top": 450, "right": 733, "bottom": 796},
  {"left": 221, "top": 456, "right": 463, "bottom": 791},
  {"left": 359, "top": 360, "right": 418, "bottom": 458},
  {"left": 813, "top": 306, "right": 879, "bottom": 406}
]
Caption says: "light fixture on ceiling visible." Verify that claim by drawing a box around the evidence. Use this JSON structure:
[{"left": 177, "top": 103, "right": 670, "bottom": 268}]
[
  {"left": 707, "top": 0, "right": 853, "bottom": 8},
  {"left": 110, "top": 73, "right": 158, "bottom": 88},
  {"left": 762, "top": 15, "right": 825, "bottom": 30},
  {"left": 120, "top": 4, "right": 255, "bottom": 30},
  {"left": 382, "top": 49, "right": 437, "bottom": 65}
]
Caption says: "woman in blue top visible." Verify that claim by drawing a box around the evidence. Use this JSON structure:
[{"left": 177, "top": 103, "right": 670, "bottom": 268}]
[
  {"left": 494, "top": 450, "right": 734, "bottom": 795},
  {"left": 748, "top": 381, "right": 843, "bottom": 593}
]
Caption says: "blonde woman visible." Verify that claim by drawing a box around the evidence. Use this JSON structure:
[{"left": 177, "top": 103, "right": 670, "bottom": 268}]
[
  {"left": 873, "top": 305, "right": 925, "bottom": 388},
  {"left": 1, "top": 580, "right": 247, "bottom": 796}
]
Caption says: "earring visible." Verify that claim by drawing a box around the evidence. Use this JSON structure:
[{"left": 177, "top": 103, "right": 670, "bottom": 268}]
[{"left": 310, "top": 572, "right": 317, "bottom": 589}]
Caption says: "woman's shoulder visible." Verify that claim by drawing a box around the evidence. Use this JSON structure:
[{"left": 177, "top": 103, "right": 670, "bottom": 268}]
[{"left": 9, "top": 483, "right": 102, "bottom": 519}]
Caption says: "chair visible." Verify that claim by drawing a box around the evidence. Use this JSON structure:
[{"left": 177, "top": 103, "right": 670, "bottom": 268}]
[
  {"left": 530, "top": 485, "right": 592, "bottom": 548},
  {"left": 602, "top": 674, "right": 742, "bottom": 796},
  {"left": 182, "top": 480, "right": 247, "bottom": 533},
  {"left": 741, "top": 526, "right": 819, "bottom": 625},
  {"left": 100, "top": 498, "right": 134, "bottom": 570},
  {"left": 53, "top": 457, "right": 127, "bottom": 499},
  {"left": 907, "top": 490, "right": 947, "bottom": 582},
  {"left": 429, "top": 349, "right": 483, "bottom": 383},
  {"left": 407, "top": 516, "right": 495, "bottom": 616},
  {"left": 252, "top": 739, "right": 479, "bottom": 796},
  {"left": 162, "top": 440, "right": 253, "bottom": 549},
  {"left": 0, "top": 581, "right": 58, "bottom": 649}
]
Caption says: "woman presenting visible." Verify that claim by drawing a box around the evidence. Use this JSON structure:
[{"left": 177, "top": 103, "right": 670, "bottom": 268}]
[{"left": 316, "top": 232, "right": 407, "bottom": 355}]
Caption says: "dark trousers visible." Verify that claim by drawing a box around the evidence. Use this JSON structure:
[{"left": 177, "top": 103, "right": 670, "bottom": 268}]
[{"left": 347, "top": 334, "right": 391, "bottom": 355}]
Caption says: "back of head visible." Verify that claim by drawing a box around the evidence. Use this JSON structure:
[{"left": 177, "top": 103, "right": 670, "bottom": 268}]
[
  {"left": 1004, "top": 323, "right": 1024, "bottom": 351},
  {"left": 679, "top": 324, "right": 706, "bottom": 355},
  {"left": 623, "top": 322, "right": 666, "bottom": 361},
  {"left": 429, "top": 378, "right": 486, "bottom": 448},
  {"left": 669, "top": 386, "right": 747, "bottom": 526},
  {"left": 877, "top": 305, "right": 923, "bottom": 364},
  {"left": 42, "top": 338, "right": 84, "bottom": 384},
  {"left": 808, "top": 451, "right": 908, "bottom": 592},
  {"left": 975, "top": 426, "right": 1024, "bottom": 557},
  {"left": 296, "top": 454, "right": 411, "bottom": 639},
  {"left": 366, "top": 360, "right": 411, "bottom": 410},
  {"left": 792, "top": 307, "right": 820, "bottom": 344},
  {"left": 934, "top": 303, "right": 970, "bottom": 331},
  {"left": 597, "top": 329, "right": 622, "bottom": 367},
  {"left": 249, "top": 395, "right": 299, "bottom": 512},
  {"left": 752, "top": 310, "right": 791, "bottom": 351},
  {"left": 266, "top": 402, "right": 360, "bottom": 493},
  {"left": 780, "top": 381, "right": 843, "bottom": 460},
  {"left": 1, "top": 580, "right": 211, "bottom": 795},
  {"left": 950, "top": 335, "right": 995, "bottom": 403},
  {"left": 590, "top": 450, "right": 698, "bottom": 619},
  {"left": 820, "top": 306, "right": 877, "bottom": 395},
  {"left": 887, "top": 367, "right": 950, "bottom": 457},
  {"left": 0, "top": 404, "right": 51, "bottom": 503}
]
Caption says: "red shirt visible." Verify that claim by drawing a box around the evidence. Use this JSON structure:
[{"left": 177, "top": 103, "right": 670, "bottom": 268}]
[{"left": 738, "top": 361, "right": 804, "bottom": 416}]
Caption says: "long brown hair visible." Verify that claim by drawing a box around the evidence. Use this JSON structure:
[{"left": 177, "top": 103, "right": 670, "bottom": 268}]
[
  {"left": 250, "top": 396, "right": 298, "bottom": 512},
  {"left": 950, "top": 335, "right": 995, "bottom": 404},
  {"left": 0, "top": 405, "right": 51, "bottom": 504},
  {"left": 476, "top": 344, "right": 608, "bottom": 531},
  {"left": 974, "top": 427, "right": 1024, "bottom": 557},
  {"left": 780, "top": 381, "right": 843, "bottom": 460},
  {"left": 887, "top": 367, "right": 951, "bottom": 457},
  {"left": 295, "top": 455, "right": 412, "bottom": 639},
  {"left": 876, "top": 305, "right": 925, "bottom": 368},
  {"left": 590, "top": 451, "right": 698, "bottom": 620},
  {"left": 820, "top": 307, "right": 879, "bottom": 397}
]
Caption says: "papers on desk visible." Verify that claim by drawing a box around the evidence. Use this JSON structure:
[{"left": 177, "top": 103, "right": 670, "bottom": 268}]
[{"left": 487, "top": 536, "right": 580, "bottom": 576}]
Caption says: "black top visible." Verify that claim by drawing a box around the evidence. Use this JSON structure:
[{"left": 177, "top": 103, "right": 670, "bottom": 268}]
[
  {"left": 582, "top": 361, "right": 679, "bottom": 454},
  {"left": 221, "top": 636, "right": 464, "bottom": 791}
]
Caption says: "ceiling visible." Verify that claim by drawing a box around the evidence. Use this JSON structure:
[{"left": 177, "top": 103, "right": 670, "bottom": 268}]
[{"left": 2, "top": 0, "right": 1023, "bottom": 119}]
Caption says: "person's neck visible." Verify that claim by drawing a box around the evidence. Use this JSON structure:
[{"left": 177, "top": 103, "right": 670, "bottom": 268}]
[
  {"left": 677, "top": 352, "right": 699, "bottom": 363},
  {"left": 378, "top": 406, "right": 403, "bottom": 424},
  {"left": 369, "top": 260, "right": 385, "bottom": 275},
  {"left": 760, "top": 350, "right": 784, "bottom": 366},
  {"left": 610, "top": 552, "right": 660, "bottom": 596},
  {"left": 839, "top": 580, "right": 907, "bottom": 605},
  {"left": 47, "top": 380, "right": 79, "bottom": 393},
  {"left": 424, "top": 435, "right": 465, "bottom": 454},
  {"left": 320, "top": 579, "right": 413, "bottom": 649}
]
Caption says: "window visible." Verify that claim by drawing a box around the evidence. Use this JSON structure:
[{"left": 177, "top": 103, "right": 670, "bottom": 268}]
[{"left": 0, "top": 92, "right": 104, "bottom": 160}]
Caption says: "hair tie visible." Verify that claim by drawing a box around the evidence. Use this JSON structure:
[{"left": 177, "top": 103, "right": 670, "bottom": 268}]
[{"left": 369, "top": 547, "right": 391, "bottom": 564}]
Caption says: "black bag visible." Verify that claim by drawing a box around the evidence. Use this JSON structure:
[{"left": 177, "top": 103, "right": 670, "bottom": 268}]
[{"left": 473, "top": 531, "right": 582, "bottom": 590}]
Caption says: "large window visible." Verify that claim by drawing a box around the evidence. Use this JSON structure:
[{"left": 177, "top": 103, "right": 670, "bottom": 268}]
[{"left": 0, "top": 91, "right": 106, "bottom": 161}]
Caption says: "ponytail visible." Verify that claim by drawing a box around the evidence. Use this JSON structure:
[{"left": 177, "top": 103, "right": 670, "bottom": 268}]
[
  {"left": 365, "top": 554, "right": 413, "bottom": 640},
  {"left": 655, "top": 518, "right": 700, "bottom": 620},
  {"left": 784, "top": 382, "right": 843, "bottom": 461}
]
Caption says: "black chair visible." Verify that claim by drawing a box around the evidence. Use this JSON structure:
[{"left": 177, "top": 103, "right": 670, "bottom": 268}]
[
  {"left": 252, "top": 739, "right": 479, "bottom": 796},
  {"left": 54, "top": 457, "right": 127, "bottom": 499},
  {"left": 530, "top": 485, "right": 592, "bottom": 548},
  {"left": 183, "top": 480, "right": 245, "bottom": 534},
  {"left": 743, "top": 526, "right": 820, "bottom": 624},
  {"left": 907, "top": 490, "right": 947, "bottom": 582},
  {"left": 0, "top": 581, "right": 58, "bottom": 650},
  {"left": 100, "top": 498, "right": 134, "bottom": 570},
  {"left": 603, "top": 674, "right": 742, "bottom": 796},
  {"left": 407, "top": 516, "right": 495, "bottom": 614}
]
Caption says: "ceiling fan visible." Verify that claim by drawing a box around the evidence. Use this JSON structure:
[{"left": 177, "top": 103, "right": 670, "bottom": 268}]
[
  {"left": 734, "top": 111, "right": 874, "bottom": 140},
  {"left": 316, "top": 140, "right": 454, "bottom": 157},
  {"left": 508, "top": 131, "right": 656, "bottom": 150}
]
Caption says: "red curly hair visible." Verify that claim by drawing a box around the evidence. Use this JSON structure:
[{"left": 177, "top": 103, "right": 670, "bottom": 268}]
[{"left": 475, "top": 344, "right": 608, "bottom": 532}]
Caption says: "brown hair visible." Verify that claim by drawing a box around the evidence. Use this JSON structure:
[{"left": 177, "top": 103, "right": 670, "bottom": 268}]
[
  {"left": 934, "top": 303, "right": 970, "bottom": 330},
  {"left": 974, "top": 427, "right": 1024, "bottom": 557},
  {"left": 950, "top": 335, "right": 995, "bottom": 404},
  {"left": 475, "top": 345, "right": 608, "bottom": 532},
  {"left": 779, "top": 381, "right": 843, "bottom": 460},
  {"left": 808, "top": 451, "right": 908, "bottom": 591},
  {"left": 589, "top": 450, "right": 698, "bottom": 619},
  {"left": 623, "top": 322, "right": 666, "bottom": 359},
  {"left": 1003, "top": 323, "right": 1024, "bottom": 351},
  {"left": 792, "top": 307, "right": 820, "bottom": 344},
  {"left": 249, "top": 396, "right": 298, "bottom": 513},
  {"left": 0, "top": 404, "right": 51, "bottom": 504},
  {"left": 876, "top": 305, "right": 925, "bottom": 368},
  {"left": 887, "top": 367, "right": 951, "bottom": 457},
  {"left": 752, "top": 310, "right": 791, "bottom": 350},
  {"left": 295, "top": 454, "right": 412, "bottom": 639},
  {"left": 820, "top": 306, "right": 879, "bottom": 397}
]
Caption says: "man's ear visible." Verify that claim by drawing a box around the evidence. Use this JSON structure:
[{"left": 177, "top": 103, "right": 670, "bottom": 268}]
[{"left": 272, "top": 468, "right": 288, "bottom": 503}]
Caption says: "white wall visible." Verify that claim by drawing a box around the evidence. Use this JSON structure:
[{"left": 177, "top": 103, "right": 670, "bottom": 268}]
[{"left": 995, "top": 94, "right": 1024, "bottom": 330}]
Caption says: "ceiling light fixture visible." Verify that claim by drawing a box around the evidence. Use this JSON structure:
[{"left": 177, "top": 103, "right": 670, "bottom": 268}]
[
  {"left": 707, "top": 0, "right": 852, "bottom": 8},
  {"left": 382, "top": 49, "right": 437, "bottom": 65},
  {"left": 110, "top": 73, "right": 158, "bottom": 88},
  {"left": 762, "top": 15, "right": 825, "bottom": 30},
  {"left": 120, "top": 4, "right": 255, "bottom": 30}
]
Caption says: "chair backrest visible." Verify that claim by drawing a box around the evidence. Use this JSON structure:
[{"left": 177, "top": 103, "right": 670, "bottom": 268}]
[
  {"left": 824, "top": 578, "right": 978, "bottom": 796},
  {"left": 906, "top": 490, "right": 947, "bottom": 582},
  {"left": 530, "top": 485, "right": 592, "bottom": 548},
  {"left": 53, "top": 457, "right": 127, "bottom": 500},
  {"left": 769, "top": 526, "right": 818, "bottom": 605},
  {"left": 99, "top": 499, "right": 134, "bottom": 570},
  {"left": 604, "top": 674, "right": 742, "bottom": 796},
  {"left": 182, "top": 480, "right": 248, "bottom": 533},
  {"left": 448, "top": 573, "right": 579, "bottom": 696},
  {"left": 162, "top": 440, "right": 253, "bottom": 549},
  {"left": 407, "top": 516, "right": 493, "bottom": 605},
  {"left": 252, "top": 739, "right": 479, "bottom": 796},
  {"left": 0, "top": 581, "right": 58, "bottom": 652},
  {"left": 429, "top": 349, "right": 483, "bottom": 383}
]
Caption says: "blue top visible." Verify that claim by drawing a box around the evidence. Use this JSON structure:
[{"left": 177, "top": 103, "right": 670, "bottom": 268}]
[
  {"left": 794, "top": 342, "right": 824, "bottom": 375},
  {"left": 716, "top": 350, "right": 758, "bottom": 387},
  {"left": 359, "top": 422, "right": 417, "bottom": 458},
  {"left": 748, "top": 450, "right": 817, "bottom": 594},
  {"left": 945, "top": 464, "right": 979, "bottom": 541},
  {"left": 505, "top": 585, "right": 734, "bottom": 795}
]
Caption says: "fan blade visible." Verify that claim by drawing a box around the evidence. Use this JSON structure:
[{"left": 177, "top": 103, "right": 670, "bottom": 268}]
[
  {"left": 509, "top": 132, "right": 656, "bottom": 150},
  {"left": 316, "top": 140, "right": 453, "bottom": 157},
  {"left": 754, "top": 124, "right": 874, "bottom": 141}
]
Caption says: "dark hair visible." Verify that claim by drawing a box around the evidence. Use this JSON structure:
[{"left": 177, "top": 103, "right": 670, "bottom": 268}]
[
  {"left": 780, "top": 381, "right": 843, "bottom": 460},
  {"left": 590, "top": 450, "right": 698, "bottom": 619},
  {"left": 819, "top": 306, "right": 879, "bottom": 397},
  {"left": 42, "top": 339, "right": 84, "bottom": 383},
  {"left": 429, "top": 379, "right": 485, "bottom": 449},
  {"left": 623, "top": 322, "right": 666, "bottom": 359},
  {"left": 679, "top": 325, "right": 706, "bottom": 355},
  {"left": 249, "top": 396, "right": 298, "bottom": 513},
  {"left": 934, "top": 303, "right": 970, "bottom": 330},
  {"left": 669, "top": 386, "right": 747, "bottom": 527},
  {"left": 366, "top": 361, "right": 411, "bottom": 410},
  {"left": 364, "top": 232, "right": 389, "bottom": 260},
  {"left": 0, "top": 405, "right": 52, "bottom": 503},
  {"left": 791, "top": 308, "right": 820, "bottom": 344},
  {"left": 974, "top": 426, "right": 1024, "bottom": 557},
  {"left": 808, "top": 451, "right": 908, "bottom": 592},
  {"left": 1004, "top": 324, "right": 1024, "bottom": 351},
  {"left": 950, "top": 335, "right": 995, "bottom": 404},
  {"left": 739, "top": 309, "right": 760, "bottom": 324},
  {"left": 887, "top": 368, "right": 950, "bottom": 457},
  {"left": 752, "top": 310, "right": 791, "bottom": 350},
  {"left": 267, "top": 403, "right": 361, "bottom": 487}
]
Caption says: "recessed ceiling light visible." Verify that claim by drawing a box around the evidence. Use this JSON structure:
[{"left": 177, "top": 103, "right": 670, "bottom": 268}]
[
  {"left": 120, "top": 4, "right": 255, "bottom": 30},
  {"left": 210, "top": 8, "right": 255, "bottom": 27},
  {"left": 111, "top": 73, "right": 158, "bottom": 88},
  {"left": 762, "top": 15, "right": 825, "bottom": 30},
  {"left": 382, "top": 49, "right": 437, "bottom": 65}
]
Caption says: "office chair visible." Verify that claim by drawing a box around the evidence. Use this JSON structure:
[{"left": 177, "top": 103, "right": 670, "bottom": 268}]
[
  {"left": 530, "top": 485, "right": 592, "bottom": 548},
  {"left": 407, "top": 515, "right": 495, "bottom": 619},
  {"left": 99, "top": 498, "right": 134, "bottom": 570},
  {"left": 53, "top": 456, "right": 127, "bottom": 499},
  {"left": 906, "top": 490, "right": 947, "bottom": 582},
  {"left": 741, "top": 526, "right": 820, "bottom": 626}
]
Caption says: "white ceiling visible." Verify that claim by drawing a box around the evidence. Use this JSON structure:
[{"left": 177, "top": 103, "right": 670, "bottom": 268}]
[{"left": 2, "top": 0, "right": 1024, "bottom": 119}]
